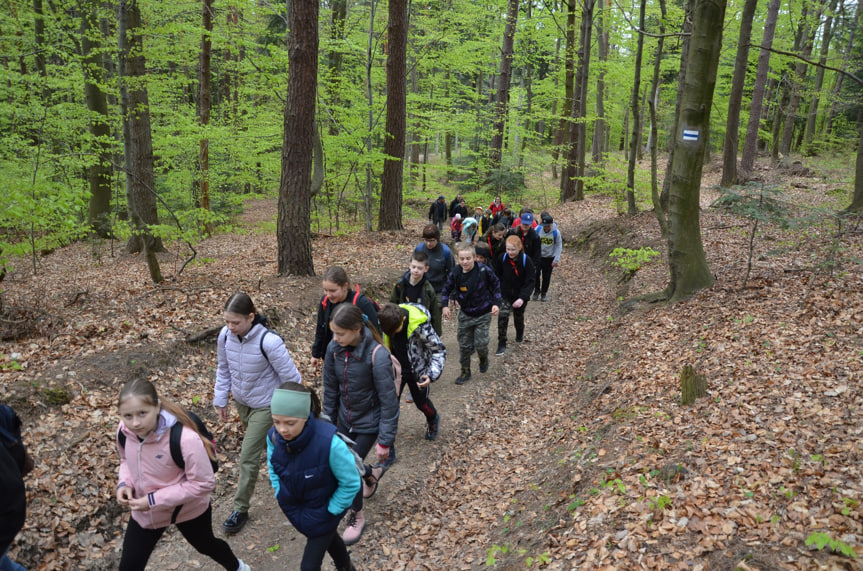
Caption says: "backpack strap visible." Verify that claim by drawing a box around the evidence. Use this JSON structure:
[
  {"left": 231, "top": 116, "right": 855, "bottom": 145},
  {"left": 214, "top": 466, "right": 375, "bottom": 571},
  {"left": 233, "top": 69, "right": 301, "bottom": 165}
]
[
  {"left": 169, "top": 423, "right": 186, "bottom": 470},
  {"left": 259, "top": 328, "right": 272, "bottom": 364},
  {"left": 117, "top": 427, "right": 127, "bottom": 450}
]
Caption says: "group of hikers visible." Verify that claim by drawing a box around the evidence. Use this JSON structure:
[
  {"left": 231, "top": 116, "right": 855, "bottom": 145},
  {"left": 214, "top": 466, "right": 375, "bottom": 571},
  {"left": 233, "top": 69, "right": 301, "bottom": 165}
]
[{"left": 0, "top": 196, "right": 563, "bottom": 571}]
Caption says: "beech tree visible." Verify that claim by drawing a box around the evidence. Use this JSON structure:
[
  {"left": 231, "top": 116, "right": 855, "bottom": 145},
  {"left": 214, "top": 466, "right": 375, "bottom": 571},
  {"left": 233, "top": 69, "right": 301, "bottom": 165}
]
[
  {"left": 489, "top": 0, "right": 518, "bottom": 170},
  {"left": 379, "top": 0, "right": 407, "bottom": 230}
]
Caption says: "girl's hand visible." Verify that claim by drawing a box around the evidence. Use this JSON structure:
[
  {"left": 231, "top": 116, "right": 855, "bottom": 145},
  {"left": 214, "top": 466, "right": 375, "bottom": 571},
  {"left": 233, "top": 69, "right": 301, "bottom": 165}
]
[
  {"left": 417, "top": 375, "right": 431, "bottom": 388},
  {"left": 310, "top": 356, "right": 322, "bottom": 368},
  {"left": 512, "top": 299, "right": 524, "bottom": 309},
  {"left": 128, "top": 496, "right": 150, "bottom": 511},
  {"left": 116, "top": 485, "right": 134, "bottom": 505},
  {"left": 442, "top": 307, "right": 451, "bottom": 320},
  {"left": 216, "top": 406, "right": 229, "bottom": 422},
  {"left": 375, "top": 443, "right": 390, "bottom": 464}
]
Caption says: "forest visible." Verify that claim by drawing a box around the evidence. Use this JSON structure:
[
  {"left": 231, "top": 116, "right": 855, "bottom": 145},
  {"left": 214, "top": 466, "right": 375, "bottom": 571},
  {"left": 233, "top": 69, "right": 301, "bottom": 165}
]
[{"left": 1, "top": 0, "right": 862, "bottom": 569}]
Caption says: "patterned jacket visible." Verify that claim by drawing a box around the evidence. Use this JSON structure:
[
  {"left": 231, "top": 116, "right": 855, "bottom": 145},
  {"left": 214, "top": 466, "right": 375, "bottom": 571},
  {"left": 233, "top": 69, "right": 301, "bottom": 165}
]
[{"left": 383, "top": 304, "right": 446, "bottom": 382}]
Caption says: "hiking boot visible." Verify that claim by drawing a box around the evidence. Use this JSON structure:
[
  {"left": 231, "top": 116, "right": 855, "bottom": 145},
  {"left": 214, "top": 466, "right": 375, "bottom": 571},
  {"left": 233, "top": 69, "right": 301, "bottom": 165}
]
[
  {"left": 222, "top": 510, "right": 249, "bottom": 534},
  {"left": 495, "top": 342, "right": 506, "bottom": 356},
  {"left": 455, "top": 369, "right": 471, "bottom": 385},
  {"left": 342, "top": 509, "right": 365, "bottom": 545},
  {"left": 532, "top": 292, "right": 540, "bottom": 301},
  {"left": 479, "top": 355, "right": 489, "bottom": 373},
  {"left": 425, "top": 413, "right": 440, "bottom": 441},
  {"left": 362, "top": 465, "right": 383, "bottom": 499},
  {"left": 237, "top": 561, "right": 251, "bottom": 571},
  {"left": 541, "top": 294, "right": 548, "bottom": 302},
  {"left": 515, "top": 332, "right": 524, "bottom": 343}
]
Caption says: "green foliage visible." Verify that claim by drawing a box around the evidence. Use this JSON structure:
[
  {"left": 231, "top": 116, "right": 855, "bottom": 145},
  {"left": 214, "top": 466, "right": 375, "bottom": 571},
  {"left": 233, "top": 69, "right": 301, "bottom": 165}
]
[
  {"left": 805, "top": 532, "right": 856, "bottom": 559},
  {"left": 609, "top": 247, "right": 660, "bottom": 273}
]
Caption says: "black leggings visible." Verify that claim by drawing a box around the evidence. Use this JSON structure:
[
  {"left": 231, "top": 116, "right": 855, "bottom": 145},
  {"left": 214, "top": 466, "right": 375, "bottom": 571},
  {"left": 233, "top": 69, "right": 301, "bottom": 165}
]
[
  {"left": 401, "top": 380, "right": 438, "bottom": 422},
  {"left": 301, "top": 527, "right": 352, "bottom": 571},
  {"left": 337, "top": 427, "right": 395, "bottom": 512},
  {"left": 118, "top": 505, "right": 239, "bottom": 571}
]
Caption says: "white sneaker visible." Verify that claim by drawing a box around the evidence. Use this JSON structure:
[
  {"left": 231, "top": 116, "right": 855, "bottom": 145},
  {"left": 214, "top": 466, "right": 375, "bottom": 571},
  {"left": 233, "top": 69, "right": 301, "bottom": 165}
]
[{"left": 237, "top": 560, "right": 251, "bottom": 571}]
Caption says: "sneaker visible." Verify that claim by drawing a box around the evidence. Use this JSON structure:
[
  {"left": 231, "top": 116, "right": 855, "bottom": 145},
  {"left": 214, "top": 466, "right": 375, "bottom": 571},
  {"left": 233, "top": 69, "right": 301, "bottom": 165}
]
[
  {"left": 222, "top": 510, "right": 249, "bottom": 534},
  {"left": 532, "top": 292, "right": 539, "bottom": 301},
  {"left": 342, "top": 509, "right": 365, "bottom": 545},
  {"left": 425, "top": 413, "right": 440, "bottom": 441},
  {"left": 455, "top": 369, "right": 471, "bottom": 385},
  {"left": 479, "top": 356, "right": 489, "bottom": 373},
  {"left": 405, "top": 394, "right": 413, "bottom": 403},
  {"left": 237, "top": 561, "right": 251, "bottom": 571},
  {"left": 515, "top": 332, "right": 524, "bottom": 343},
  {"left": 362, "top": 465, "right": 383, "bottom": 498},
  {"left": 495, "top": 342, "right": 506, "bottom": 356},
  {"left": 541, "top": 294, "right": 548, "bottom": 302}
]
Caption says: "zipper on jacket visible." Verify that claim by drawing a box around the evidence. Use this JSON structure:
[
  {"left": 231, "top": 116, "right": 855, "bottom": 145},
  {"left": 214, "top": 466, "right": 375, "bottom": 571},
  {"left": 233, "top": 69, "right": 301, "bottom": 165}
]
[{"left": 343, "top": 352, "right": 352, "bottom": 431}]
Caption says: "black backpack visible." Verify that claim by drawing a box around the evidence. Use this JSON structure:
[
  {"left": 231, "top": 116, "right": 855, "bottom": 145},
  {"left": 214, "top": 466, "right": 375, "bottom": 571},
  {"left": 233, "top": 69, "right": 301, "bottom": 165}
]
[
  {"left": 117, "top": 411, "right": 219, "bottom": 473},
  {"left": 0, "top": 404, "right": 34, "bottom": 476}
]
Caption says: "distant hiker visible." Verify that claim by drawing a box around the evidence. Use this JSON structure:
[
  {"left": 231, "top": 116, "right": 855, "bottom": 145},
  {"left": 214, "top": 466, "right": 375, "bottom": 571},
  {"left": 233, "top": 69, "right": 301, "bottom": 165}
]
[
  {"left": 493, "top": 207, "right": 513, "bottom": 228},
  {"left": 481, "top": 222, "right": 508, "bottom": 259},
  {"left": 428, "top": 195, "right": 448, "bottom": 232},
  {"left": 267, "top": 383, "right": 360, "bottom": 571},
  {"left": 214, "top": 292, "right": 302, "bottom": 535},
  {"left": 461, "top": 216, "right": 480, "bottom": 244},
  {"left": 448, "top": 193, "right": 463, "bottom": 219},
  {"left": 480, "top": 208, "right": 493, "bottom": 236},
  {"left": 0, "top": 404, "right": 32, "bottom": 571},
  {"left": 322, "top": 304, "right": 399, "bottom": 546},
  {"left": 310, "top": 267, "right": 381, "bottom": 368},
  {"left": 441, "top": 242, "right": 502, "bottom": 385},
  {"left": 450, "top": 213, "right": 463, "bottom": 242},
  {"left": 390, "top": 249, "right": 441, "bottom": 339},
  {"left": 453, "top": 199, "right": 469, "bottom": 221},
  {"left": 534, "top": 213, "right": 562, "bottom": 302},
  {"left": 492, "top": 235, "right": 536, "bottom": 355},
  {"left": 511, "top": 207, "right": 539, "bottom": 230},
  {"left": 378, "top": 303, "right": 445, "bottom": 441},
  {"left": 414, "top": 225, "right": 454, "bottom": 334},
  {"left": 507, "top": 212, "right": 541, "bottom": 272},
  {"left": 116, "top": 379, "right": 250, "bottom": 571},
  {"left": 489, "top": 195, "right": 505, "bottom": 218}
]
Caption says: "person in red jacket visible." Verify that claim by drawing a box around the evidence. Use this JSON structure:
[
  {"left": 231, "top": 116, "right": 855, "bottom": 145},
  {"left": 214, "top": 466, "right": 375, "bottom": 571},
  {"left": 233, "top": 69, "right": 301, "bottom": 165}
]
[{"left": 116, "top": 379, "right": 250, "bottom": 571}]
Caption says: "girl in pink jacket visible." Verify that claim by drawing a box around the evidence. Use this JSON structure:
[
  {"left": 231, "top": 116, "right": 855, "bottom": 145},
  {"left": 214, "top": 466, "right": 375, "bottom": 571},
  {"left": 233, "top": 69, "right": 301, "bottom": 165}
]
[{"left": 115, "top": 378, "right": 250, "bottom": 571}]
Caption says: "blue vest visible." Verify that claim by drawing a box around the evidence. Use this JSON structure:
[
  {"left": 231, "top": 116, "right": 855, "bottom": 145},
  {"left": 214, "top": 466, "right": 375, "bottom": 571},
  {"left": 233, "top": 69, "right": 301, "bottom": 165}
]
[{"left": 268, "top": 417, "right": 343, "bottom": 537}]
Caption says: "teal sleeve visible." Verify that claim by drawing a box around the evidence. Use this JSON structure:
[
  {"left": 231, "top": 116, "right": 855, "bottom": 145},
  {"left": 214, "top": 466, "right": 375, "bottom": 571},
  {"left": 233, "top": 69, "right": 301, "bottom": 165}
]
[
  {"left": 327, "top": 437, "right": 361, "bottom": 515},
  {"left": 266, "top": 434, "right": 280, "bottom": 497}
]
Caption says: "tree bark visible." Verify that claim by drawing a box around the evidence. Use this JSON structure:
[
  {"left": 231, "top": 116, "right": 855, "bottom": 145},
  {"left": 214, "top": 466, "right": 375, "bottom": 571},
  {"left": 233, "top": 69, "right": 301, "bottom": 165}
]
[
  {"left": 740, "top": 0, "right": 780, "bottom": 175},
  {"left": 591, "top": 0, "right": 609, "bottom": 165},
  {"left": 664, "top": 0, "right": 725, "bottom": 303},
  {"left": 118, "top": 0, "right": 164, "bottom": 267},
  {"left": 379, "top": 0, "right": 407, "bottom": 230},
  {"left": 625, "top": 0, "right": 647, "bottom": 214},
  {"left": 198, "top": 0, "right": 214, "bottom": 236},
  {"left": 489, "top": 0, "right": 519, "bottom": 170},
  {"left": 779, "top": 5, "right": 823, "bottom": 156},
  {"left": 660, "top": 0, "right": 692, "bottom": 210},
  {"left": 719, "top": 0, "right": 757, "bottom": 187},
  {"left": 276, "top": 0, "right": 317, "bottom": 276},
  {"left": 561, "top": 1, "right": 590, "bottom": 202},
  {"left": 649, "top": 0, "right": 668, "bottom": 237},
  {"left": 553, "top": 0, "right": 576, "bottom": 183},
  {"left": 825, "top": 2, "right": 861, "bottom": 135},
  {"left": 803, "top": 0, "right": 838, "bottom": 148}
]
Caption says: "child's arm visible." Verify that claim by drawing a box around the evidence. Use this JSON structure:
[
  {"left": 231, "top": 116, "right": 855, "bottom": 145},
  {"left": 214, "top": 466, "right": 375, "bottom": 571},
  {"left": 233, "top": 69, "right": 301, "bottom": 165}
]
[
  {"left": 263, "top": 334, "right": 303, "bottom": 385},
  {"left": 416, "top": 322, "right": 446, "bottom": 381},
  {"left": 147, "top": 428, "right": 215, "bottom": 510},
  {"left": 213, "top": 328, "right": 232, "bottom": 412},
  {"left": 116, "top": 423, "right": 135, "bottom": 501},
  {"left": 327, "top": 437, "right": 361, "bottom": 515},
  {"left": 266, "top": 432, "right": 280, "bottom": 497},
  {"left": 322, "top": 348, "right": 339, "bottom": 422},
  {"left": 389, "top": 282, "right": 401, "bottom": 304}
]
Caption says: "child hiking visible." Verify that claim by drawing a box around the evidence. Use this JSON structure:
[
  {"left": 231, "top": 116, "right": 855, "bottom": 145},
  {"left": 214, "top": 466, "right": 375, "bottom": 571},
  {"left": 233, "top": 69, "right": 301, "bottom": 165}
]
[
  {"left": 322, "top": 304, "right": 400, "bottom": 545},
  {"left": 1, "top": 404, "right": 32, "bottom": 571},
  {"left": 378, "top": 303, "right": 446, "bottom": 441},
  {"left": 389, "top": 249, "right": 440, "bottom": 333},
  {"left": 214, "top": 292, "right": 302, "bottom": 535},
  {"left": 534, "top": 213, "right": 562, "bottom": 302},
  {"left": 493, "top": 235, "right": 536, "bottom": 354},
  {"left": 414, "top": 225, "right": 454, "bottom": 336},
  {"left": 441, "top": 242, "right": 502, "bottom": 385},
  {"left": 115, "top": 379, "right": 250, "bottom": 571},
  {"left": 267, "top": 384, "right": 360, "bottom": 571}
]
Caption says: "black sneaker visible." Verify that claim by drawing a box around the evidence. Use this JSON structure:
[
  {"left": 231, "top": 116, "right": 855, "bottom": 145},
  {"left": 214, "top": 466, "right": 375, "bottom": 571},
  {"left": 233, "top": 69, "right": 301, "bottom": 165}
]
[
  {"left": 541, "top": 294, "right": 548, "bottom": 302},
  {"left": 425, "top": 413, "right": 440, "bottom": 440},
  {"left": 455, "top": 370, "right": 471, "bottom": 385},
  {"left": 532, "top": 292, "right": 539, "bottom": 301},
  {"left": 495, "top": 342, "right": 506, "bottom": 356},
  {"left": 515, "top": 332, "right": 524, "bottom": 343},
  {"left": 222, "top": 510, "right": 249, "bottom": 534}
]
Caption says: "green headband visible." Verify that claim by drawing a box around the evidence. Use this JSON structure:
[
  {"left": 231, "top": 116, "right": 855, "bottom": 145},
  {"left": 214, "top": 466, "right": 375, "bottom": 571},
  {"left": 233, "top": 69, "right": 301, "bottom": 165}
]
[{"left": 270, "top": 389, "right": 311, "bottom": 418}]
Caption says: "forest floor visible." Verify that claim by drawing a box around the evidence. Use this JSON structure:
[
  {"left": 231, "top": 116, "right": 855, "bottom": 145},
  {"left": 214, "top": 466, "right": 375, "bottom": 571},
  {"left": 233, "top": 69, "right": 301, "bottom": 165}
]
[{"left": 1, "top": 157, "right": 862, "bottom": 570}]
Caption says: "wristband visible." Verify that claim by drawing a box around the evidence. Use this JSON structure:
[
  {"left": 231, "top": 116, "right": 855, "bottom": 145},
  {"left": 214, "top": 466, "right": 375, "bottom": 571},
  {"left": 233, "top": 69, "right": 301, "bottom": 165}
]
[{"left": 375, "top": 443, "right": 389, "bottom": 456}]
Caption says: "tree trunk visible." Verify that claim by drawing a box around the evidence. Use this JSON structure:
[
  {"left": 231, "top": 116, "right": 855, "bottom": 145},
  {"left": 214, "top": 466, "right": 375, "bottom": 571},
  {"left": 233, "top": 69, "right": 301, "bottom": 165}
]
[
  {"left": 81, "top": 0, "right": 112, "bottom": 238},
  {"left": 276, "top": 0, "right": 317, "bottom": 276},
  {"left": 680, "top": 364, "right": 707, "bottom": 405},
  {"left": 625, "top": 0, "right": 647, "bottom": 215},
  {"left": 553, "top": 0, "right": 576, "bottom": 184},
  {"left": 825, "top": 2, "right": 861, "bottom": 135},
  {"left": 118, "top": 0, "right": 164, "bottom": 266},
  {"left": 804, "top": 0, "right": 838, "bottom": 149},
  {"left": 591, "top": 0, "right": 609, "bottom": 165},
  {"left": 327, "top": 0, "right": 346, "bottom": 136},
  {"left": 649, "top": 0, "right": 668, "bottom": 237},
  {"left": 845, "top": 109, "right": 863, "bottom": 212},
  {"left": 489, "top": 0, "right": 519, "bottom": 170},
  {"left": 198, "top": 0, "right": 214, "bottom": 236},
  {"left": 573, "top": 0, "right": 595, "bottom": 200},
  {"left": 740, "top": 0, "right": 780, "bottom": 176},
  {"left": 379, "top": 0, "right": 407, "bottom": 230},
  {"left": 664, "top": 0, "right": 725, "bottom": 303},
  {"left": 780, "top": 5, "right": 822, "bottom": 156},
  {"left": 561, "top": 1, "right": 589, "bottom": 202},
  {"left": 719, "top": 0, "right": 757, "bottom": 187}
]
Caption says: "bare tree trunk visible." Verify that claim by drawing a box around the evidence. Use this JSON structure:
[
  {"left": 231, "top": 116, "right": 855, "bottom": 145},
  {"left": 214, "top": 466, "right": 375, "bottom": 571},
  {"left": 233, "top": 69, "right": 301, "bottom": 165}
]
[
  {"left": 649, "top": 0, "right": 668, "bottom": 237},
  {"left": 198, "top": 0, "right": 214, "bottom": 236},
  {"left": 664, "top": 0, "right": 725, "bottom": 303},
  {"left": 489, "top": 0, "right": 519, "bottom": 170},
  {"left": 825, "top": 2, "right": 861, "bottom": 135},
  {"left": 554, "top": 0, "right": 576, "bottom": 184},
  {"left": 379, "top": 0, "right": 406, "bottom": 230},
  {"left": 276, "top": 0, "right": 317, "bottom": 276},
  {"left": 561, "top": 0, "right": 589, "bottom": 202},
  {"left": 804, "top": 0, "right": 838, "bottom": 148},
  {"left": 573, "top": 0, "right": 594, "bottom": 200},
  {"left": 779, "top": 4, "right": 823, "bottom": 156},
  {"left": 740, "top": 0, "right": 780, "bottom": 176},
  {"left": 719, "top": 0, "right": 757, "bottom": 187},
  {"left": 591, "top": 0, "right": 609, "bottom": 165},
  {"left": 625, "top": 0, "right": 647, "bottom": 214}
]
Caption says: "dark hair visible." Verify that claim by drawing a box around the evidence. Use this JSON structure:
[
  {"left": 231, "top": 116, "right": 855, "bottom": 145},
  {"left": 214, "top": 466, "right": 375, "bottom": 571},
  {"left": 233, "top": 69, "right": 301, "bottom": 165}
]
[
  {"left": 330, "top": 304, "right": 385, "bottom": 345},
  {"left": 411, "top": 250, "right": 429, "bottom": 265},
  {"left": 422, "top": 224, "right": 441, "bottom": 240},
  {"left": 118, "top": 378, "right": 216, "bottom": 462},
  {"left": 503, "top": 208, "right": 513, "bottom": 217},
  {"left": 322, "top": 266, "right": 349, "bottom": 287},
  {"left": 224, "top": 292, "right": 256, "bottom": 316},
  {"left": 491, "top": 223, "right": 506, "bottom": 234},
  {"left": 378, "top": 303, "right": 405, "bottom": 336},
  {"left": 277, "top": 383, "right": 322, "bottom": 418}
]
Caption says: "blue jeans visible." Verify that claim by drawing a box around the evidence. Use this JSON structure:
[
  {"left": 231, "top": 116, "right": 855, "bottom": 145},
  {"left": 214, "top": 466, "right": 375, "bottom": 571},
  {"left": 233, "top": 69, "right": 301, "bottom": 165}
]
[{"left": 0, "top": 552, "right": 27, "bottom": 571}]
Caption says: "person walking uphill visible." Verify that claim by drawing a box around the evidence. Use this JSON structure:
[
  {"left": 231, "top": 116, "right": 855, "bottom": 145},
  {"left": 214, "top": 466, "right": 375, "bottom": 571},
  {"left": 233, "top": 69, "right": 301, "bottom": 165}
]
[
  {"left": 534, "top": 213, "right": 562, "bottom": 301},
  {"left": 493, "top": 235, "right": 535, "bottom": 355},
  {"left": 428, "top": 195, "right": 448, "bottom": 232},
  {"left": 310, "top": 267, "right": 381, "bottom": 368},
  {"left": 214, "top": 293, "right": 302, "bottom": 535},
  {"left": 267, "top": 384, "right": 360, "bottom": 571},
  {"left": 414, "top": 225, "right": 454, "bottom": 335},
  {"left": 322, "top": 304, "right": 399, "bottom": 546},
  {"left": 442, "top": 242, "right": 501, "bottom": 385},
  {"left": 116, "top": 379, "right": 251, "bottom": 571}
]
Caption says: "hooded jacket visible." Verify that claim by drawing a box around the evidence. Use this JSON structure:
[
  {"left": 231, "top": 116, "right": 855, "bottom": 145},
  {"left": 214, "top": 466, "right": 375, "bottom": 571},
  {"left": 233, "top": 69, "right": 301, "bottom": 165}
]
[
  {"left": 441, "top": 262, "right": 502, "bottom": 317},
  {"left": 382, "top": 304, "right": 446, "bottom": 382},
  {"left": 390, "top": 271, "right": 438, "bottom": 316},
  {"left": 215, "top": 319, "right": 302, "bottom": 409},
  {"left": 414, "top": 242, "right": 454, "bottom": 293},
  {"left": 428, "top": 199, "right": 447, "bottom": 223},
  {"left": 116, "top": 410, "right": 214, "bottom": 529},
  {"left": 536, "top": 222, "right": 562, "bottom": 262},
  {"left": 322, "top": 327, "right": 400, "bottom": 446},
  {"left": 311, "top": 288, "right": 381, "bottom": 360}
]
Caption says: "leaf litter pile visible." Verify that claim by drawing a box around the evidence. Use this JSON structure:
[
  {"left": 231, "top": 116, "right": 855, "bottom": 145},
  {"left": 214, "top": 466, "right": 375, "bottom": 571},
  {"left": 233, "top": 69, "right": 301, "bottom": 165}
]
[{"left": 1, "top": 177, "right": 862, "bottom": 570}]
